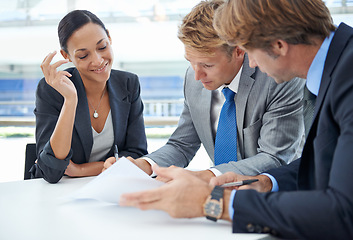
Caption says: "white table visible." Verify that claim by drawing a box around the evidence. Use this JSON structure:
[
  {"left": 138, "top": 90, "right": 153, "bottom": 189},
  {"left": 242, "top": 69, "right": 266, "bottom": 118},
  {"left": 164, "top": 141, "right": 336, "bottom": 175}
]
[{"left": 0, "top": 177, "right": 276, "bottom": 240}]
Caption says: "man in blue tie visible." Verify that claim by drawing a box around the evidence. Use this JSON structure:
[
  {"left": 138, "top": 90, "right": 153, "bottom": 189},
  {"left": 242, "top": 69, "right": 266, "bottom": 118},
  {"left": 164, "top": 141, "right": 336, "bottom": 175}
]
[
  {"left": 214, "top": 87, "right": 238, "bottom": 165},
  {"left": 104, "top": 0, "right": 305, "bottom": 181}
]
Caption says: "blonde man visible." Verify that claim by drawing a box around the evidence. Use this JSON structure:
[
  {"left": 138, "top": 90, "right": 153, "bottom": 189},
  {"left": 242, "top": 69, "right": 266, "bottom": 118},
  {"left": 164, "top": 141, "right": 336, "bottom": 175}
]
[
  {"left": 120, "top": 0, "right": 353, "bottom": 239},
  {"left": 105, "top": 0, "right": 305, "bottom": 180}
]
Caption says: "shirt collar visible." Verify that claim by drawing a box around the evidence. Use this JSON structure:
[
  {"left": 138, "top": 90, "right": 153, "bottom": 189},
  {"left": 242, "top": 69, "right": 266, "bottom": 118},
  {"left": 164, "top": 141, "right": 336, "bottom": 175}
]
[
  {"left": 306, "top": 31, "right": 335, "bottom": 96},
  {"left": 217, "top": 64, "right": 243, "bottom": 94}
]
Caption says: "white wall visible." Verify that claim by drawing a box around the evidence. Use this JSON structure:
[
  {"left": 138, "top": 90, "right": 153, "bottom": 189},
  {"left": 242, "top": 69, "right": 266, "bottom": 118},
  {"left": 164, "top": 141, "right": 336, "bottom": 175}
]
[{"left": 0, "top": 20, "right": 185, "bottom": 67}]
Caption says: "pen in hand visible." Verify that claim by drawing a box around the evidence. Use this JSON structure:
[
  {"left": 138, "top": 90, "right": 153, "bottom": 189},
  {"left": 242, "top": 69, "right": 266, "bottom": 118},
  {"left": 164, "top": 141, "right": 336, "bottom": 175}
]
[
  {"left": 114, "top": 145, "right": 119, "bottom": 161},
  {"left": 221, "top": 179, "right": 259, "bottom": 188}
]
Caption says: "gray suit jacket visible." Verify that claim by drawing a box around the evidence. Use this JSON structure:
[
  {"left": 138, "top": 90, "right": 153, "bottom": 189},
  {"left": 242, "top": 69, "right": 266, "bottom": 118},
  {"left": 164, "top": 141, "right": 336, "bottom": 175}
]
[{"left": 146, "top": 56, "right": 305, "bottom": 175}]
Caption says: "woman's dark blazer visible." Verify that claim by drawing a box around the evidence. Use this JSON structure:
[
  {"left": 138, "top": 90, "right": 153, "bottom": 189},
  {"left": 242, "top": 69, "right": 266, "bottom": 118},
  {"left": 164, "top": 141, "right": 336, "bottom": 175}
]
[{"left": 31, "top": 67, "right": 148, "bottom": 183}]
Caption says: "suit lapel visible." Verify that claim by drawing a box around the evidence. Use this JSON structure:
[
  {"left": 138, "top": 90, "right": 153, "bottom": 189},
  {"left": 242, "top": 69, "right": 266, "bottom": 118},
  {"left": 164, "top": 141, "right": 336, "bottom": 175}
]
[
  {"left": 200, "top": 86, "right": 214, "bottom": 157},
  {"left": 186, "top": 68, "right": 214, "bottom": 159},
  {"left": 299, "top": 23, "right": 353, "bottom": 188},
  {"left": 236, "top": 55, "right": 255, "bottom": 157},
  {"left": 299, "top": 70, "right": 332, "bottom": 189},
  {"left": 72, "top": 69, "right": 93, "bottom": 161},
  {"left": 107, "top": 74, "right": 130, "bottom": 148},
  {"left": 74, "top": 70, "right": 130, "bottom": 160},
  {"left": 306, "top": 23, "right": 353, "bottom": 141},
  {"left": 189, "top": 81, "right": 213, "bottom": 155}
]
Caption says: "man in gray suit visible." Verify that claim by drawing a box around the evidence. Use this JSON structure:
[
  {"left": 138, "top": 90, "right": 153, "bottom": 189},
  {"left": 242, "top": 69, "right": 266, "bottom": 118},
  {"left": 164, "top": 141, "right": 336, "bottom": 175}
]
[{"left": 104, "top": 0, "right": 305, "bottom": 181}]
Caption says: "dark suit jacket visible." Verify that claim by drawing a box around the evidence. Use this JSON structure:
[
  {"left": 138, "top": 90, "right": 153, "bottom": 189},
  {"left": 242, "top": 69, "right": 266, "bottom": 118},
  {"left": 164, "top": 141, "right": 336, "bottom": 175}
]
[
  {"left": 31, "top": 68, "right": 148, "bottom": 183},
  {"left": 232, "top": 23, "right": 353, "bottom": 239}
]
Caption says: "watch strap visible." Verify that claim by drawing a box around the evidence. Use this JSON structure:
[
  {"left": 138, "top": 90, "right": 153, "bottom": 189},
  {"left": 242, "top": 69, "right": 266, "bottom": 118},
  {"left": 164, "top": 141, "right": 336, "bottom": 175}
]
[
  {"left": 210, "top": 186, "right": 224, "bottom": 201},
  {"left": 205, "top": 186, "right": 224, "bottom": 221}
]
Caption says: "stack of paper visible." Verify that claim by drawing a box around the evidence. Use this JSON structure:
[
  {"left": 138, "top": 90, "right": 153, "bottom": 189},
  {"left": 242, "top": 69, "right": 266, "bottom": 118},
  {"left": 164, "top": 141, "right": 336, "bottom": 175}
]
[{"left": 72, "top": 157, "right": 164, "bottom": 204}]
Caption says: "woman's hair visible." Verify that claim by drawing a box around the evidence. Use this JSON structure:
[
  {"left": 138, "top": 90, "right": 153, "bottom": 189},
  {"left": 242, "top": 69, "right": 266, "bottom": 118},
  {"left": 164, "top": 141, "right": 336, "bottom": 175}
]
[
  {"left": 214, "top": 0, "right": 336, "bottom": 52},
  {"left": 58, "top": 10, "right": 109, "bottom": 53},
  {"left": 177, "top": 0, "right": 235, "bottom": 57}
]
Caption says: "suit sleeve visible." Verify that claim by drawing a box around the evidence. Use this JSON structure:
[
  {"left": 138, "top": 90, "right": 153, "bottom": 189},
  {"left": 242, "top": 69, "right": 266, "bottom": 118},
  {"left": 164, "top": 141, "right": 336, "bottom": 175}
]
[
  {"left": 144, "top": 68, "right": 202, "bottom": 167},
  {"left": 31, "top": 77, "right": 72, "bottom": 183},
  {"left": 215, "top": 77, "right": 305, "bottom": 175},
  {"left": 265, "top": 158, "right": 300, "bottom": 191}
]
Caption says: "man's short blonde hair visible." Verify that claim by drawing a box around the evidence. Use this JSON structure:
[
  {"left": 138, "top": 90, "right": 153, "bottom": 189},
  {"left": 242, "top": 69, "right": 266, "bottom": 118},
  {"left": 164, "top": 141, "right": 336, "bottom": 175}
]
[
  {"left": 214, "top": 0, "right": 336, "bottom": 52},
  {"left": 178, "top": 0, "right": 235, "bottom": 57}
]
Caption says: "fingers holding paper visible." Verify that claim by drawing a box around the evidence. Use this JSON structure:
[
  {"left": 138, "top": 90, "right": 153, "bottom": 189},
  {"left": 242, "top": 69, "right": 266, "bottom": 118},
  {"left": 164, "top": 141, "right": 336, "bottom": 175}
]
[
  {"left": 120, "top": 165, "right": 213, "bottom": 218},
  {"left": 102, "top": 156, "right": 154, "bottom": 176},
  {"left": 131, "top": 158, "right": 153, "bottom": 176}
]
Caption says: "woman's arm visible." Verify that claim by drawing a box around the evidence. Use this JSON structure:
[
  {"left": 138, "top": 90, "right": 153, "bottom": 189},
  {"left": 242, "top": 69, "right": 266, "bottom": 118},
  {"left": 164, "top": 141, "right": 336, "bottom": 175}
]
[{"left": 40, "top": 51, "right": 78, "bottom": 160}]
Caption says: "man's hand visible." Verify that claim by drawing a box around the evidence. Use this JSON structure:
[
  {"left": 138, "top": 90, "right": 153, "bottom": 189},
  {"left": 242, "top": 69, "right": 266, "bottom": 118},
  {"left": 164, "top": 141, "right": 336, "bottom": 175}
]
[
  {"left": 210, "top": 172, "right": 273, "bottom": 192},
  {"left": 120, "top": 165, "right": 214, "bottom": 218},
  {"left": 188, "top": 169, "right": 216, "bottom": 182},
  {"left": 102, "top": 156, "right": 153, "bottom": 176},
  {"left": 130, "top": 158, "right": 153, "bottom": 175}
]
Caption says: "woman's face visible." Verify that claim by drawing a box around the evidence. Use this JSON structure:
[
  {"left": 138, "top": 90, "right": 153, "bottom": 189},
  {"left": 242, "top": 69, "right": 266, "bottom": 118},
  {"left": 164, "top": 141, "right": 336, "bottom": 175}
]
[{"left": 62, "top": 22, "right": 114, "bottom": 85}]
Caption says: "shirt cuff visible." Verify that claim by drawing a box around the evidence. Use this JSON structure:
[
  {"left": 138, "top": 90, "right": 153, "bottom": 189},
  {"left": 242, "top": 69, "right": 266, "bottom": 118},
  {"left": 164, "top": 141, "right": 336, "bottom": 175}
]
[
  {"left": 208, "top": 167, "right": 223, "bottom": 177},
  {"left": 141, "top": 157, "right": 157, "bottom": 177},
  {"left": 261, "top": 173, "right": 279, "bottom": 192},
  {"left": 228, "top": 174, "right": 278, "bottom": 221},
  {"left": 228, "top": 190, "right": 237, "bottom": 220}
]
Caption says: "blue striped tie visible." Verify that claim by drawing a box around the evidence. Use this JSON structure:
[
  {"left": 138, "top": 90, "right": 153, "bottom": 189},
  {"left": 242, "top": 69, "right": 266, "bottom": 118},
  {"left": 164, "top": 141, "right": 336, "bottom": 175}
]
[{"left": 214, "top": 87, "right": 237, "bottom": 165}]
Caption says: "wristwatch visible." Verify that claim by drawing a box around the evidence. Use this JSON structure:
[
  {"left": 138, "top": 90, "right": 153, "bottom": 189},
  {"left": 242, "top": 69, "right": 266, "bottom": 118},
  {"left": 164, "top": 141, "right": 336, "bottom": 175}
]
[{"left": 203, "top": 186, "right": 224, "bottom": 221}]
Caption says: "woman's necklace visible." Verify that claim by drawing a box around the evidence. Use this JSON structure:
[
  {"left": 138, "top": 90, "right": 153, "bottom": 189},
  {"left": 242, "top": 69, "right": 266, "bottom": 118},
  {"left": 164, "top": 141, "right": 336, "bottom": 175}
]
[{"left": 88, "top": 87, "right": 107, "bottom": 119}]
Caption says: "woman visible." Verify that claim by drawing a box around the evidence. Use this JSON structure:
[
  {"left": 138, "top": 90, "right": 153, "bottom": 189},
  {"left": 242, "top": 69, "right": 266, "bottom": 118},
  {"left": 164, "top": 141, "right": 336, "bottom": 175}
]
[{"left": 31, "top": 10, "right": 148, "bottom": 183}]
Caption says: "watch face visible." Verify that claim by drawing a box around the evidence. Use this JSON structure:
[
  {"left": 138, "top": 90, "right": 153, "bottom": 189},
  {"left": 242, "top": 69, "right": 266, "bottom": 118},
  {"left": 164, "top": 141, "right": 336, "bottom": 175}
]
[{"left": 204, "top": 199, "right": 222, "bottom": 218}]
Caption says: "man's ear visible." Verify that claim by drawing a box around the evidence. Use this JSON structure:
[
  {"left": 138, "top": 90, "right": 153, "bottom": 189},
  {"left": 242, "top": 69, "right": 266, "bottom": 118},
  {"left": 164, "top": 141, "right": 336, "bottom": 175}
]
[
  {"left": 60, "top": 49, "right": 71, "bottom": 62},
  {"left": 236, "top": 46, "right": 245, "bottom": 57},
  {"left": 232, "top": 46, "right": 245, "bottom": 59},
  {"left": 272, "top": 40, "right": 289, "bottom": 57}
]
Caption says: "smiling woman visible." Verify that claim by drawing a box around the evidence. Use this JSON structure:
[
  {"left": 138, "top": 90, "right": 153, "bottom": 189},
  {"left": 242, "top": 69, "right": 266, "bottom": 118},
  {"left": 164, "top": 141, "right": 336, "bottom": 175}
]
[{"left": 31, "top": 10, "right": 148, "bottom": 183}]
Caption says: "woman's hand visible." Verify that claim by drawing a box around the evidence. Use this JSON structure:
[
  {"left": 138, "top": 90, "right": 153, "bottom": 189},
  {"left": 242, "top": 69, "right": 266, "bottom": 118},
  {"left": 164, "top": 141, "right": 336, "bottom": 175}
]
[
  {"left": 65, "top": 160, "right": 104, "bottom": 177},
  {"left": 40, "top": 51, "right": 77, "bottom": 102},
  {"left": 102, "top": 156, "right": 116, "bottom": 172},
  {"left": 64, "top": 160, "right": 81, "bottom": 177}
]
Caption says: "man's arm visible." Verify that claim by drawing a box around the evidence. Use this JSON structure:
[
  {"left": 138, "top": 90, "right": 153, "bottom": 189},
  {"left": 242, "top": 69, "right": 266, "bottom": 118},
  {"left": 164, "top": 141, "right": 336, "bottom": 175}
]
[
  {"left": 120, "top": 165, "right": 232, "bottom": 221},
  {"left": 137, "top": 68, "right": 205, "bottom": 170},
  {"left": 127, "top": 97, "right": 203, "bottom": 176},
  {"left": 120, "top": 165, "right": 215, "bottom": 218},
  {"left": 119, "top": 165, "right": 271, "bottom": 221},
  {"left": 265, "top": 158, "right": 300, "bottom": 191},
  {"left": 142, "top": 99, "right": 202, "bottom": 167}
]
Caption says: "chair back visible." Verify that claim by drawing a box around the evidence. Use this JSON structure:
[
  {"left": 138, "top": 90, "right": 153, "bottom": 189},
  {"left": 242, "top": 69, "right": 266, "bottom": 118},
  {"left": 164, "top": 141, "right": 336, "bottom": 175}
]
[{"left": 24, "top": 143, "right": 37, "bottom": 180}]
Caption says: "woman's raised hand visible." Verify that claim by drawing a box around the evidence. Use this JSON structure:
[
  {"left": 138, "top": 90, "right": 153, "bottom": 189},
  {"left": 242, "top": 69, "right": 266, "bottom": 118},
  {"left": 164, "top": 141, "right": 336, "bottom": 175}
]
[{"left": 40, "top": 51, "right": 77, "bottom": 101}]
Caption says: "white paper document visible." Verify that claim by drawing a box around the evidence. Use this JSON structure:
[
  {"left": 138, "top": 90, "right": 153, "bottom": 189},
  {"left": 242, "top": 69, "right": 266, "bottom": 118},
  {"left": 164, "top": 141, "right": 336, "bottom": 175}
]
[{"left": 72, "top": 157, "right": 164, "bottom": 204}]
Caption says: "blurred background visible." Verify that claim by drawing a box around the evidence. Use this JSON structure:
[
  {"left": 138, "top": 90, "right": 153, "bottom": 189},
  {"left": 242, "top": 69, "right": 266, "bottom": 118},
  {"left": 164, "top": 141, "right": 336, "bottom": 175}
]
[{"left": 1, "top": 0, "right": 353, "bottom": 182}]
